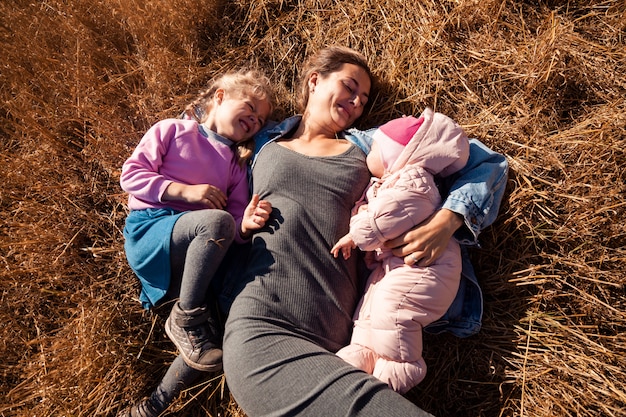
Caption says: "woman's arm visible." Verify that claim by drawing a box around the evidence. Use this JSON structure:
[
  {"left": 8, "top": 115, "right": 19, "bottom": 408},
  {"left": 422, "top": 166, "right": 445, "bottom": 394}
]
[{"left": 385, "top": 139, "right": 509, "bottom": 266}]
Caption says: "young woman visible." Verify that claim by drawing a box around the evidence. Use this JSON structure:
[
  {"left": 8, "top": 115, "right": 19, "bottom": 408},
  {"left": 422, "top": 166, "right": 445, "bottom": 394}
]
[{"left": 218, "top": 45, "right": 506, "bottom": 416}]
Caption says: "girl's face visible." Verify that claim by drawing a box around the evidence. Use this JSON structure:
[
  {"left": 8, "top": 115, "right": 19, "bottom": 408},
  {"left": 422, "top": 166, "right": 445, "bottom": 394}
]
[
  {"left": 209, "top": 90, "right": 271, "bottom": 142},
  {"left": 366, "top": 140, "right": 385, "bottom": 178},
  {"left": 307, "top": 63, "right": 371, "bottom": 132}
]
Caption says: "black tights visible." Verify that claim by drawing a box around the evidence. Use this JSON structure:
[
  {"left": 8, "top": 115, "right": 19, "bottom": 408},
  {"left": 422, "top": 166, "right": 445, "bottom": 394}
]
[{"left": 147, "top": 209, "right": 235, "bottom": 412}]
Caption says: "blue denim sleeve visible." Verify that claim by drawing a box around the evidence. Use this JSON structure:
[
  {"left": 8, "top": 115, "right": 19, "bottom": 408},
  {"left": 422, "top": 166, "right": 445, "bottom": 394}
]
[
  {"left": 426, "top": 141, "right": 507, "bottom": 338},
  {"left": 440, "top": 139, "right": 509, "bottom": 246},
  {"left": 253, "top": 120, "right": 279, "bottom": 155}
]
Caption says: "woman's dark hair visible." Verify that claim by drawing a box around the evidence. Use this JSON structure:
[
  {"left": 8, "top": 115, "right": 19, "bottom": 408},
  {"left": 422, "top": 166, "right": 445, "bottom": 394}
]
[{"left": 298, "top": 46, "right": 374, "bottom": 112}]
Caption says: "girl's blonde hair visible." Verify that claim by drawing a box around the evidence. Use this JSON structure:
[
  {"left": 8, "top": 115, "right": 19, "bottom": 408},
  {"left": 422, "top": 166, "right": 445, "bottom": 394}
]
[{"left": 185, "top": 69, "right": 275, "bottom": 166}]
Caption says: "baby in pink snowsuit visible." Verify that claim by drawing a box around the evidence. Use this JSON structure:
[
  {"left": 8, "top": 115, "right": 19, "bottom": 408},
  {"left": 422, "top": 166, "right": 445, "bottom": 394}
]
[{"left": 331, "top": 108, "right": 470, "bottom": 394}]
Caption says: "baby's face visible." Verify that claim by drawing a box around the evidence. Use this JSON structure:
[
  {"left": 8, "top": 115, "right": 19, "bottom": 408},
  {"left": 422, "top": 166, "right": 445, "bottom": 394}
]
[{"left": 366, "top": 140, "right": 385, "bottom": 178}]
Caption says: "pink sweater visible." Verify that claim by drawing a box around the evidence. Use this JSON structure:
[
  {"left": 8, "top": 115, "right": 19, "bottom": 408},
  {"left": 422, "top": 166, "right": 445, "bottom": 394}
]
[{"left": 120, "top": 119, "right": 249, "bottom": 240}]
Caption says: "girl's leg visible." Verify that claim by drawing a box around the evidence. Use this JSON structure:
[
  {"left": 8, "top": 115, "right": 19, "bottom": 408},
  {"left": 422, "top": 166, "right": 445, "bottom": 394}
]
[
  {"left": 335, "top": 267, "right": 383, "bottom": 373},
  {"left": 118, "top": 210, "right": 235, "bottom": 417},
  {"left": 169, "top": 209, "right": 236, "bottom": 309},
  {"left": 335, "top": 342, "right": 377, "bottom": 373},
  {"left": 373, "top": 356, "right": 427, "bottom": 395},
  {"left": 166, "top": 210, "right": 235, "bottom": 372},
  {"left": 117, "top": 357, "right": 205, "bottom": 417},
  {"left": 149, "top": 356, "right": 205, "bottom": 411}
]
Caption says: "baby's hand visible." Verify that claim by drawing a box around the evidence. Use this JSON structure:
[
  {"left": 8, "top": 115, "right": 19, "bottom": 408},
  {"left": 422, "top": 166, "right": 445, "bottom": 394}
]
[
  {"left": 241, "top": 194, "right": 272, "bottom": 238},
  {"left": 330, "top": 235, "right": 356, "bottom": 260}
]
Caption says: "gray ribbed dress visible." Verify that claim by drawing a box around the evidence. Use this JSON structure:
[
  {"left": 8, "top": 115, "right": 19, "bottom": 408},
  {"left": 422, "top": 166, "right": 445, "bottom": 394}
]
[{"left": 223, "top": 142, "right": 431, "bottom": 416}]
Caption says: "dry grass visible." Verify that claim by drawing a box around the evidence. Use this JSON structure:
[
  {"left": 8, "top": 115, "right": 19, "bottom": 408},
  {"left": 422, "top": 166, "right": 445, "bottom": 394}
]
[{"left": 1, "top": 0, "right": 624, "bottom": 416}]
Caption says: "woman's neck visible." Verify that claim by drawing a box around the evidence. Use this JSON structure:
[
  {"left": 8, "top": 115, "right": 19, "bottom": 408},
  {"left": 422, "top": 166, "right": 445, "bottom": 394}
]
[
  {"left": 278, "top": 117, "right": 352, "bottom": 157},
  {"left": 292, "top": 114, "right": 337, "bottom": 142}
]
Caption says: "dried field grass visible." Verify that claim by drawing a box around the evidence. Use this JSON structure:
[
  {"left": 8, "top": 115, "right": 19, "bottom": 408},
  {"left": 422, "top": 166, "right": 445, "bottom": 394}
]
[{"left": 1, "top": 0, "right": 624, "bottom": 416}]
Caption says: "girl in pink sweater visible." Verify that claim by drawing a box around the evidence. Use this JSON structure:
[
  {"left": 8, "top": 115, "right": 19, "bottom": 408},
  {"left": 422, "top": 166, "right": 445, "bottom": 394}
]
[
  {"left": 331, "top": 109, "right": 469, "bottom": 394},
  {"left": 120, "top": 69, "right": 273, "bottom": 376}
]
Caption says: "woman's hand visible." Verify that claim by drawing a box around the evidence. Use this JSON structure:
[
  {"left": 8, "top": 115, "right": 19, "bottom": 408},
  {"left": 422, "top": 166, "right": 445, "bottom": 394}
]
[
  {"left": 384, "top": 208, "right": 464, "bottom": 267},
  {"left": 163, "top": 183, "right": 227, "bottom": 209},
  {"left": 240, "top": 194, "right": 272, "bottom": 239}
]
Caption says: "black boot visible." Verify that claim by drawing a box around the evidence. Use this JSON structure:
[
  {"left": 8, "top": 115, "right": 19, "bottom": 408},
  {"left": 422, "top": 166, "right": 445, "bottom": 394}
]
[
  {"left": 164, "top": 302, "right": 222, "bottom": 372},
  {"left": 116, "top": 396, "right": 162, "bottom": 417}
]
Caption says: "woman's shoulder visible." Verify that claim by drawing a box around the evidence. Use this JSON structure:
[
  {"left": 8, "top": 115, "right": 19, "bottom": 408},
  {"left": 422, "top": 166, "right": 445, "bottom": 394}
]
[
  {"left": 253, "top": 115, "right": 302, "bottom": 154},
  {"left": 344, "top": 127, "right": 376, "bottom": 154},
  {"left": 258, "top": 115, "right": 301, "bottom": 137}
]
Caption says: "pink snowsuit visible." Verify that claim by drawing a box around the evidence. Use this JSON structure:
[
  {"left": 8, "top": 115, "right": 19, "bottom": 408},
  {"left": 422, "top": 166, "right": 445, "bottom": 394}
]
[{"left": 336, "top": 108, "right": 470, "bottom": 394}]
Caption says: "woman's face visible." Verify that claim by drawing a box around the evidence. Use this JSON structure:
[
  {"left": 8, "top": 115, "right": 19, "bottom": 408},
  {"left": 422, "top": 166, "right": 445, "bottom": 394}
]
[{"left": 307, "top": 63, "right": 371, "bottom": 132}]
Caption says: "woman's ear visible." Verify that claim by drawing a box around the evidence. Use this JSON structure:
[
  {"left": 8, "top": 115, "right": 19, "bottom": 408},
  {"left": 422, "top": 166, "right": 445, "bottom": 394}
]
[
  {"left": 308, "top": 72, "right": 319, "bottom": 93},
  {"left": 214, "top": 88, "right": 225, "bottom": 104}
]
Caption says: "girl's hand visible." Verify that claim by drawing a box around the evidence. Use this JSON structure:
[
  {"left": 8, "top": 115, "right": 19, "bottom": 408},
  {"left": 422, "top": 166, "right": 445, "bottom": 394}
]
[
  {"left": 240, "top": 194, "right": 272, "bottom": 238},
  {"left": 331, "top": 235, "right": 356, "bottom": 260},
  {"left": 163, "top": 183, "right": 227, "bottom": 209},
  {"left": 384, "top": 208, "right": 463, "bottom": 266}
]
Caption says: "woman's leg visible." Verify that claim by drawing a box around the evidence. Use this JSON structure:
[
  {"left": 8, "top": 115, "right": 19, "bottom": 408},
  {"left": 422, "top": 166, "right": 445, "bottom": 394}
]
[{"left": 223, "top": 313, "right": 433, "bottom": 417}]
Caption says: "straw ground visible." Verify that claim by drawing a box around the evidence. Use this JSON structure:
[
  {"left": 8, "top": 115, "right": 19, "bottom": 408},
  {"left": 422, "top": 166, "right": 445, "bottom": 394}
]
[{"left": 1, "top": 0, "right": 624, "bottom": 416}]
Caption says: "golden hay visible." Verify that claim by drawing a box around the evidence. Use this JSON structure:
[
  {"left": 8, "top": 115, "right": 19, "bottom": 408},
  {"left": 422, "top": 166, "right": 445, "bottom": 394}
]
[{"left": 1, "top": 0, "right": 624, "bottom": 416}]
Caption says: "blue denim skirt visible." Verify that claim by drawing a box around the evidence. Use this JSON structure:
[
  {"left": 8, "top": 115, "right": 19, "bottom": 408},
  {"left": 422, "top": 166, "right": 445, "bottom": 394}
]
[{"left": 123, "top": 208, "right": 184, "bottom": 309}]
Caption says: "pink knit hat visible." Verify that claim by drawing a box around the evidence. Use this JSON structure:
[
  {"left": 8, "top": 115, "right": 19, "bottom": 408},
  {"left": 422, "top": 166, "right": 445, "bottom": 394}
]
[{"left": 372, "top": 115, "right": 424, "bottom": 171}]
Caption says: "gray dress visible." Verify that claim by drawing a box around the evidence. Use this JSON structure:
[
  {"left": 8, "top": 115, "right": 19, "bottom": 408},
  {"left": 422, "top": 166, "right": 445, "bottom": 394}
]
[{"left": 223, "top": 142, "right": 431, "bottom": 416}]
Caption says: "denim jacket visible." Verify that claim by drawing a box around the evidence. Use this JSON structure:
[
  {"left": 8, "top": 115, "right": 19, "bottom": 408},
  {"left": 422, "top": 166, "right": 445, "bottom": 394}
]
[{"left": 252, "top": 115, "right": 509, "bottom": 338}]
